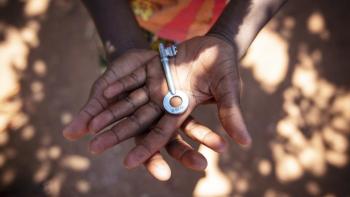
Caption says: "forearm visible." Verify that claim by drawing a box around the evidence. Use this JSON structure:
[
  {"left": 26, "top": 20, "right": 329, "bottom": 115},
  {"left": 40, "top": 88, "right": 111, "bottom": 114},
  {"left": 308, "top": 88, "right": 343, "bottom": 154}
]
[
  {"left": 208, "top": 0, "right": 287, "bottom": 59},
  {"left": 82, "top": 0, "right": 148, "bottom": 61}
]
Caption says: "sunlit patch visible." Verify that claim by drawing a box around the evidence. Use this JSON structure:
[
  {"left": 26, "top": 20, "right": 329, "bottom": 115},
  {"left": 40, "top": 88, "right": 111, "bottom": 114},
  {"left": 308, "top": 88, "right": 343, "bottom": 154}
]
[
  {"left": 331, "top": 116, "right": 349, "bottom": 132},
  {"left": 44, "top": 173, "right": 65, "bottom": 196},
  {"left": 298, "top": 135, "right": 326, "bottom": 176},
  {"left": 36, "top": 147, "right": 48, "bottom": 161},
  {"left": 283, "top": 16, "right": 296, "bottom": 30},
  {"left": 0, "top": 26, "right": 30, "bottom": 71},
  {"left": 281, "top": 16, "right": 296, "bottom": 38},
  {"left": 0, "top": 154, "right": 6, "bottom": 167},
  {"left": 325, "top": 150, "right": 347, "bottom": 168},
  {"left": 306, "top": 181, "right": 321, "bottom": 196},
  {"left": 307, "top": 11, "right": 329, "bottom": 40},
  {"left": 33, "top": 161, "right": 51, "bottom": 183},
  {"left": 0, "top": 116, "right": 9, "bottom": 134},
  {"left": 273, "top": 44, "right": 349, "bottom": 183},
  {"left": 323, "top": 127, "right": 348, "bottom": 153},
  {"left": 264, "top": 189, "right": 289, "bottom": 197},
  {"left": 20, "top": 20, "right": 40, "bottom": 48},
  {"left": 10, "top": 112, "right": 29, "bottom": 130},
  {"left": 193, "top": 145, "right": 232, "bottom": 197},
  {"left": 292, "top": 67, "right": 317, "bottom": 98},
  {"left": 1, "top": 168, "right": 16, "bottom": 185},
  {"left": 33, "top": 59, "right": 47, "bottom": 77},
  {"left": 21, "top": 125, "right": 36, "bottom": 140},
  {"left": 0, "top": 99, "right": 22, "bottom": 132},
  {"left": 31, "top": 81, "right": 45, "bottom": 102},
  {"left": 332, "top": 93, "right": 350, "bottom": 120},
  {"left": 0, "top": 131, "right": 9, "bottom": 146},
  {"left": 25, "top": 0, "right": 50, "bottom": 17},
  {"left": 0, "top": 54, "right": 20, "bottom": 101},
  {"left": 61, "top": 155, "right": 90, "bottom": 171},
  {"left": 258, "top": 159, "right": 272, "bottom": 176},
  {"left": 76, "top": 179, "right": 91, "bottom": 194},
  {"left": 48, "top": 145, "right": 61, "bottom": 160},
  {"left": 60, "top": 111, "right": 73, "bottom": 125},
  {"left": 242, "top": 27, "right": 289, "bottom": 93},
  {"left": 235, "top": 177, "right": 249, "bottom": 194},
  {"left": 272, "top": 143, "right": 303, "bottom": 182}
]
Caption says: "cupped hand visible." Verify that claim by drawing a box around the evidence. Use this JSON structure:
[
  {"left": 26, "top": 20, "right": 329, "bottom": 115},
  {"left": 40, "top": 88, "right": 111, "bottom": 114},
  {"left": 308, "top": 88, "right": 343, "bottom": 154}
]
[
  {"left": 89, "top": 36, "right": 252, "bottom": 169},
  {"left": 63, "top": 49, "right": 226, "bottom": 181}
]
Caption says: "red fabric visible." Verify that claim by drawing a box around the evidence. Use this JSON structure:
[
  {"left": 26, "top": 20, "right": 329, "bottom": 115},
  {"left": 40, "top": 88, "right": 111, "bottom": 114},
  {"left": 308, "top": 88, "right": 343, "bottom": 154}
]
[
  {"left": 210, "top": 0, "right": 226, "bottom": 26},
  {"left": 157, "top": 0, "right": 205, "bottom": 42}
]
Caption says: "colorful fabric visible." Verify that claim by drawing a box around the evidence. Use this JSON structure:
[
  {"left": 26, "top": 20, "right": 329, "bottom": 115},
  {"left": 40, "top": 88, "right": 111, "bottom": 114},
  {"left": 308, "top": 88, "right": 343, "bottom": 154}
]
[{"left": 131, "top": 0, "right": 227, "bottom": 42}]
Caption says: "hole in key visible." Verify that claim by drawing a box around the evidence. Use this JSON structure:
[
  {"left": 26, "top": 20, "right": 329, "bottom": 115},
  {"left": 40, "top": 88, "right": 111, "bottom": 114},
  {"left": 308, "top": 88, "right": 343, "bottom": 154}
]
[{"left": 170, "top": 96, "right": 182, "bottom": 107}]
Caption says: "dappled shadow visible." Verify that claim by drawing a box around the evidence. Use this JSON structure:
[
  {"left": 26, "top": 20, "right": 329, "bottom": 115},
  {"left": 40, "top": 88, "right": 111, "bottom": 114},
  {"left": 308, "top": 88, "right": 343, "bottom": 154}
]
[
  {"left": 0, "top": 0, "right": 349, "bottom": 197},
  {"left": 192, "top": 0, "right": 350, "bottom": 197},
  {"left": 0, "top": 0, "right": 98, "bottom": 196}
]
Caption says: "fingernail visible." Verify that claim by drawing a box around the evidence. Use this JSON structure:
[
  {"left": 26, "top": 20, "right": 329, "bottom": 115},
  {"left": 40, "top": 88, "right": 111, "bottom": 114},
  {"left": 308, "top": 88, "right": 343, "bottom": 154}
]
[
  {"left": 183, "top": 151, "right": 207, "bottom": 171},
  {"left": 210, "top": 136, "right": 227, "bottom": 153},
  {"left": 152, "top": 163, "right": 171, "bottom": 181},
  {"left": 239, "top": 136, "right": 252, "bottom": 148},
  {"left": 124, "top": 158, "right": 139, "bottom": 169},
  {"left": 124, "top": 154, "right": 144, "bottom": 169},
  {"left": 195, "top": 156, "right": 207, "bottom": 170},
  {"left": 62, "top": 126, "right": 76, "bottom": 141}
]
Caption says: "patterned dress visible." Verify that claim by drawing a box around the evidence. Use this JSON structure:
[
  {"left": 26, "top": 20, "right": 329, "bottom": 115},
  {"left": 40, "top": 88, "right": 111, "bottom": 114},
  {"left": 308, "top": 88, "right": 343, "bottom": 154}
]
[{"left": 131, "top": 0, "right": 227, "bottom": 42}]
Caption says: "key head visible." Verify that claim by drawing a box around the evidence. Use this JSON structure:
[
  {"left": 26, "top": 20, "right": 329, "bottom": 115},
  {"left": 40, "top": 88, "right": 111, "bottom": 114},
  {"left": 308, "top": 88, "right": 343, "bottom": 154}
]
[
  {"left": 159, "top": 43, "right": 177, "bottom": 58},
  {"left": 163, "top": 91, "right": 189, "bottom": 115}
]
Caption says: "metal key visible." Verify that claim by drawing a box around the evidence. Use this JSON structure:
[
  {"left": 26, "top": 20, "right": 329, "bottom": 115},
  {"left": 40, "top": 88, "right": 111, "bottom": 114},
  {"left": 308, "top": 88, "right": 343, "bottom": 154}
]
[{"left": 159, "top": 43, "right": 189, "bottom": 115}]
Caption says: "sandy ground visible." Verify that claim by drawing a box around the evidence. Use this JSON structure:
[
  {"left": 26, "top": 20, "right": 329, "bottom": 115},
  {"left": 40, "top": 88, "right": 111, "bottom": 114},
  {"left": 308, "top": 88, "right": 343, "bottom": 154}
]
[{"left": 0, "top": 0, "right": 349, "bottom": 196}]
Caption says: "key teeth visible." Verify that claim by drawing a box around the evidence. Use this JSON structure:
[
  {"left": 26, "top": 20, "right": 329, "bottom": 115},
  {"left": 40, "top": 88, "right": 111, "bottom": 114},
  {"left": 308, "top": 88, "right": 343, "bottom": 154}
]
[
  {"left": 165, "top": 45, "right": 177, "bottom": 57},
  {"left": 159, "top": 43, "right": 177, "bottom": 58},
  {"left": 170, "top": 45, "right": 177, "bottom": 56}
]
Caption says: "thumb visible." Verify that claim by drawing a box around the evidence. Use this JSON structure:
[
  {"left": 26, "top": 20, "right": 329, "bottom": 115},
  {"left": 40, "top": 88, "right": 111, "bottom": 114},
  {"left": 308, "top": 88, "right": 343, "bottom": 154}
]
[{"left": 212, "top": 71, "right": 252, "bottom": 146}]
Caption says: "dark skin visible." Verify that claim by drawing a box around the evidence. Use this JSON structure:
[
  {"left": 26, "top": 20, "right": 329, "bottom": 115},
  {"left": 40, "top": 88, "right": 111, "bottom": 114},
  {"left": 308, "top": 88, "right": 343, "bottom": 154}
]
[
  {"left": 63, "top": 0, "right": 287, "bottom": 180},
  {"left": 89, "top": 36, "right": 249, "bottom": 169}
]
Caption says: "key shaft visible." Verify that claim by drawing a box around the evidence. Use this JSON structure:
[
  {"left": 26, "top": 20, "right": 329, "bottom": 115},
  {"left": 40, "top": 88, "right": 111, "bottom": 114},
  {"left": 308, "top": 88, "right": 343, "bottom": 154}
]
[{"left": 159, "top": 43, "right": 177, "bottom": 95}]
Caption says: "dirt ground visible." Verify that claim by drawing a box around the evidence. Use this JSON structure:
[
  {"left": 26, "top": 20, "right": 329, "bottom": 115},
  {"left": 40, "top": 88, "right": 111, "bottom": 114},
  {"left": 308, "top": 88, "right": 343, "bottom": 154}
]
[{"left": 0, "top": 0, "right": 349, "bottom": 196}]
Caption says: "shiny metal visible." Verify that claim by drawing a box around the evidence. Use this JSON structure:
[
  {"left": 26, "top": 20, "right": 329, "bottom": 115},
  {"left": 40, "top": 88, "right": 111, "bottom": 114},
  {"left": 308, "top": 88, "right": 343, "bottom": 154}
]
[
  {"left": 159, "top": 43, "right": 189, "bottom": 114},
  {"left": 163, "top": 91, "right": 189, "bottom": 115},
  {"left": 159, "top": 43, "right": 177, "bottom": 95}
]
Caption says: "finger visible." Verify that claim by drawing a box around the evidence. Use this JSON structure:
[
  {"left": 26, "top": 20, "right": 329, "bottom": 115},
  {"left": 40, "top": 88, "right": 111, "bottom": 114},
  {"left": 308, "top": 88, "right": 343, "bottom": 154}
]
[
  {"left": 212, "top": 70, "right": 252, "bottom": 146},
  {"left": 123, "top": 108, "right": 193, "bottom": 169},
  {"left": 182, "top": 116, "right": 227, "bottom": 153},
  {"left": 62, "top": 50, "right": 156, "bottom": 141},
  {"left": 63, "top": 85, "right": 108, "bottom": 141},
  {"left": 89, "top": 101, "right": 162, "bottom": 154},
  {"left": 143, "top": 153, "right": 171, "bottom": 181},
  {"left": 89, "top": 87, "right": 149, "bottom": 134},
  {"left": 104, "top": 67, "right": 146, "bottom": 99},
  {"left": 166, "top": 134, "right": 207, "bottom": 171},
  {"left": 135, "top": 135, "right": 171, "bottom": 181}
]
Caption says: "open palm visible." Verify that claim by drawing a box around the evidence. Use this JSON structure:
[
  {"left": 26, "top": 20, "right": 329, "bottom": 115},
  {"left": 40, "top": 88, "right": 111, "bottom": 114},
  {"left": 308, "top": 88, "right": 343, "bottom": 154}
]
[{"left": 88, "top": 36, "right": 252, "bottom": 169}]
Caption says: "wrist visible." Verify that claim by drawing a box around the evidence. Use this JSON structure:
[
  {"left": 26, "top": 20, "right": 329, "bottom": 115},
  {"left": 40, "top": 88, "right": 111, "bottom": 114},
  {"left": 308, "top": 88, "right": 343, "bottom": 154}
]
[
  {"left": 206, "top": 31, "right": 236, "bottom": 51},
  {"left": 106, "top": 38, "right": 149, "bottom": 62}
]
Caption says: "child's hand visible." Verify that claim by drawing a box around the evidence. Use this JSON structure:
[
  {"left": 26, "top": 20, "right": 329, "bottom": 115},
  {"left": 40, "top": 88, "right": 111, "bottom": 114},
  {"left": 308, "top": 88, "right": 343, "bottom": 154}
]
[
  {"left": 62, "top": 49, "right": 222, "bottom": 181},
  {"left": 89, "top": 36, "right": 252, "bottom": 169}
]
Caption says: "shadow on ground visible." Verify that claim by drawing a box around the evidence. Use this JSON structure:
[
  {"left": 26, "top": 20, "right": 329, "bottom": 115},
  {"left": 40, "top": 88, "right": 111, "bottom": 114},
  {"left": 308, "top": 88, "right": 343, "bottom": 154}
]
[{"left": 0, "top": 0, "right": 349, "bottom": 196}]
